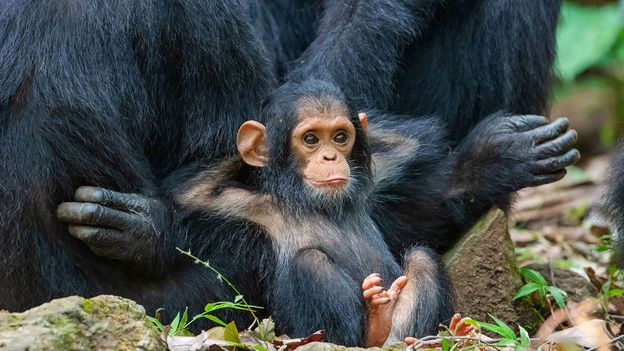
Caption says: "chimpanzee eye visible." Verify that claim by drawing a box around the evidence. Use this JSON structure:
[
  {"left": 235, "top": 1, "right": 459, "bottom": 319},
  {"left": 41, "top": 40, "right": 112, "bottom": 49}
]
[
  {"left": 303, "top": 132, "right": 319, "bottom": 145},
  {"left": 333, "top": 131, "right": 348, "bottom": 144}
]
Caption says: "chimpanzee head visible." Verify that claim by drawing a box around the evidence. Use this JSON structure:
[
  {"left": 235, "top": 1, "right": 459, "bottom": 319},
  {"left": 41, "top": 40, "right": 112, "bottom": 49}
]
[{"left": 236, "top": 79, "right": 372, "bottom": 214}]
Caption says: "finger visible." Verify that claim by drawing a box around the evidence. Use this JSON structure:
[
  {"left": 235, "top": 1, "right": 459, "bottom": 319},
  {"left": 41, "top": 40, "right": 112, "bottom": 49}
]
[
  {"left": 75, "top": 186, "right": 147, "bottom": 212},
  {"left": 529, "top": 117, "right": 569, "bottom": 144},
  {"left": 362, "top": 273, "right": 382, "bottom": 290},
  {"left": 57, "top": 202, "right": 136, "bottom": 229},
  {"left": 67, "top": 225, "right": 123, "bottom": 246},
  {"left": 387, "top": 276, "right": 408, "bottom": 299},
  {"left": 449, "top": 313, "right": 462, "bottom": 332},
  {"left": 370, "top": 295, "right": 391, "bottom": 306},
  {"left": 535, "top": 129, "right": 578, "bottom": 159},
  {"left": 363, "top": 286, "right": 384, "bottom": 299},
  {"left": 531, "top": 149, "right": 580, "bottom": 174},
  {"left": 526, "top": 170, "right": 567, "bottom": 187},
  {"left": 456, "top": 322, "right": 476, "bottom": 337},
  {"left": 509, "top": 115, "right": 549, "bottom": 132}
]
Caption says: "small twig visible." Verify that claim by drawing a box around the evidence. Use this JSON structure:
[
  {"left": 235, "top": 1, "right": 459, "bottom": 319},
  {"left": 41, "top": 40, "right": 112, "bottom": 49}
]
[{"left": 409, "top": 335, "right": 505, "bottom": 350}]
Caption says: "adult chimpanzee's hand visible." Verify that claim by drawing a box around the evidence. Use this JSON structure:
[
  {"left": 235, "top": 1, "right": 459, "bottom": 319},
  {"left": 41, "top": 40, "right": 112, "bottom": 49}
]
[
  {"left": 56, "top": 186, "right": 169, "bottom": 264},
  {"left": 456, "top": 113, "right": 580, "bottom": 192}
]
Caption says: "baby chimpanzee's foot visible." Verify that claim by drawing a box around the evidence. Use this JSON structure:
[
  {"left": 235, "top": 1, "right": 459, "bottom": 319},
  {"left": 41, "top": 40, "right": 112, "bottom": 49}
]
[{"left": 362, "top": 273, "right": 408, "bottom": 347}]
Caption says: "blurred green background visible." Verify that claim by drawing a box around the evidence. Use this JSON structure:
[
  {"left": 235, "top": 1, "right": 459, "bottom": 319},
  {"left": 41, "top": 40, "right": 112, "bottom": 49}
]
[{"left": 553, "top": 0, "right": 624, "bottom": 155}]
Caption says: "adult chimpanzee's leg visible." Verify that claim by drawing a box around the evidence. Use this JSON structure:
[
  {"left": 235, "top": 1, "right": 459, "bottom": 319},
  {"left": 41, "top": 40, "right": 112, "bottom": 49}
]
[{"left": 1, "top": 0, "right": 274, "bottom": 326}]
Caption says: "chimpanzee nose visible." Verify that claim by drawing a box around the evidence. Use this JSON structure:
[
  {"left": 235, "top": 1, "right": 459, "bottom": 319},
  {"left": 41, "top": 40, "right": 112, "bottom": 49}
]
[{"left": 323, "top": 153, "right": 337, "bottom": 161}]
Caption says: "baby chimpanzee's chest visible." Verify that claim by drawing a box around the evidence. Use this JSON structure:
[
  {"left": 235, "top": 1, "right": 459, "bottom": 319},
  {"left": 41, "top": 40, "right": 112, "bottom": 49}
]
[{"left": 272, "top": 216, "right": 402, "bottom": 282}]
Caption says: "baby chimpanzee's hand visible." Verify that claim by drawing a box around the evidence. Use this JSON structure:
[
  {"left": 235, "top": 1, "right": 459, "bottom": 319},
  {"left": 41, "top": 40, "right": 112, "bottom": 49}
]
[
  {"left": 362, "top": 273, "right": 408, "bottom": 348},
  {"left": 56, "top": 186, "right": 169, "bottom": 265}
]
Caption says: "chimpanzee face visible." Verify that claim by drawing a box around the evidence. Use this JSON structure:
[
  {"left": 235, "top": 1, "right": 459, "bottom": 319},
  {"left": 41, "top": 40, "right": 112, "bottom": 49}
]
[
  {"left": 289, "top": 99, "right": 357, "bottom": 195},
  {"left": 236, "top": 97, "right": 368, "bottom": 197}
]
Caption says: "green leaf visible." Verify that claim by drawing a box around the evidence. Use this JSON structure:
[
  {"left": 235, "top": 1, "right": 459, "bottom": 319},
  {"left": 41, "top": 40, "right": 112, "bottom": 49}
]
[
  {"left": 224, "top": 321, "right": 241, "bottom": 344},
  {"left": 547, "top": 286, "right": 568, "bottom": 309},
  {"left": 252, "top": 318, "right": 276, "bottom": 342},
  {"left": 234, "top": 295, "right": 243, "bottom": 303},
  {"left": 169, "top": 312, "right": 181, "bottom": 336},
  {"left": 472, "top": 321, "right": 510, "bottom": 339},
  {"left": 520, "top": 268, "right": 547, "bottom": 286},
  {"left": 556, "top": 3, "right": 623, "bottom": 81},
  {"left": 180, "top": 307, "right": 189, "bottom": 329},
  {"left": 441, "top": 337, "right": 451, "bottom": 351},
  {"left": 490, "top": 315, "right": 517, "bottom": 340},
  {"left": 609, "top": 288, "right": 624, "bottom": 298},
  {"left": 204, "top": 302, "right": 217, "bottom": 313},
  {"left": 519, "top": 325, "right": 530, "bottom": 348},
  {"left": 204, "top": 314, "right": 227, "bottom": 327},
  {"left": 602, "top": 281, "right": 612, "bottom": 296},
  {"left": 145, "top": 316, "right": 165, "bottom": 332},
  {"left": 513, "top": 282, "right": 542, "bottom": 300}
]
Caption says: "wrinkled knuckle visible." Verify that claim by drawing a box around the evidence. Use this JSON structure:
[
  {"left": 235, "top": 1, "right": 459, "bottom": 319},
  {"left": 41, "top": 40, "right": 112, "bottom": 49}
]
[{"left": 100, "top": 188, "right": 114, "bottom": 203}]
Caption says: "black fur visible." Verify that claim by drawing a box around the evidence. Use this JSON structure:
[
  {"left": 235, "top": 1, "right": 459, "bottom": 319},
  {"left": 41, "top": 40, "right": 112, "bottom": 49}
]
[
  {"left": 189, "top": 80, "right": 454, "bottom": 345},
  {"left": 1, "top": 0, "right": 572, "bottom": 341},
  {"left": 0, "top": 0, "right": 274, "bottom": 325},
  {"left": 603, "top": 144, "right": 624, "bottom": 268},
  {"left": 248, "top": 0, "right": 564, "bottom": 254}
]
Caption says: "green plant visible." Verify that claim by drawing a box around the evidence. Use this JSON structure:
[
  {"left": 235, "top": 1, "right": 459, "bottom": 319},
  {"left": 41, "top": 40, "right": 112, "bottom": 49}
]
[
  {"left": 513, "top": 268, "right": 568, "bottom": 309},
  {"left": 145, "top": 248, "right": 264, "bottom": 336},
  {"left": 597, "top": 234, "right": 613, "bottom": 252},
  {"left": 601, "top": 266, "right": 624, "bottom": 309},
  {"left": 465, "top": 315, "right": 531, "bottom": 351}
]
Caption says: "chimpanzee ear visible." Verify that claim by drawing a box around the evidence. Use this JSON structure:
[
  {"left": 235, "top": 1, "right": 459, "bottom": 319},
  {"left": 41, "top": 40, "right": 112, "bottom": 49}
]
[
  {"left": 237, "top": 120, "right": 268, "bottom": 167},
  {"left": 358, "top": 112, "right": 368, "bottom": 135}
]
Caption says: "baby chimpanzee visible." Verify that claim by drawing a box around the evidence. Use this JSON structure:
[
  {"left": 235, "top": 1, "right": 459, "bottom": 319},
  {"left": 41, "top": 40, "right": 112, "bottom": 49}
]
[{"left": 178, "top": 79, "right": 453, "bottom": 346}]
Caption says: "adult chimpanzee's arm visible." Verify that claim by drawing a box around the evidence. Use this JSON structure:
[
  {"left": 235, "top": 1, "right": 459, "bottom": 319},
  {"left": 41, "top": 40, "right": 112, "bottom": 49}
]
[
  {"left": 285, "top": 0, "right": 449, "bottom": 109},
  {"left": 369, "top": 113, "right": 579, "bottom": 255}
]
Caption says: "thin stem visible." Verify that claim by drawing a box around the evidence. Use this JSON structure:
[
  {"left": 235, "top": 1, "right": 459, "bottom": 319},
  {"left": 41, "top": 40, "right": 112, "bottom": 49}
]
[{"left": 177, "top": 247, "right": 261, "bottom": 326}]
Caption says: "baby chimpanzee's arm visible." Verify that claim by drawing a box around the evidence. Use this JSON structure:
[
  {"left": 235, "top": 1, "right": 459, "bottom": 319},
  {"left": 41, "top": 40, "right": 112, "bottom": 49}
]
[
  {"left": 174, "top": 158, "right": 280, "bottom": 229},
  {"left": 368, "top": 113, "right": 579, "bottom": 255}
]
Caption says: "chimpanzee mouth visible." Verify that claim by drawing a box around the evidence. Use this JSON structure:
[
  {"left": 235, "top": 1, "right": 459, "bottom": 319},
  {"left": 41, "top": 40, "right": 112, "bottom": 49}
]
[{"left": 305, "top": 177, "right": 348, "bottom": 187}]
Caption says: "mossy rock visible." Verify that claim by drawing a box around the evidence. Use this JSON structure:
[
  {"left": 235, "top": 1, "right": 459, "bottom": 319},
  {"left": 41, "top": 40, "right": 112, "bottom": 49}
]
[{"left": 0, "top": 295, "right": 165, "bottom": 351}]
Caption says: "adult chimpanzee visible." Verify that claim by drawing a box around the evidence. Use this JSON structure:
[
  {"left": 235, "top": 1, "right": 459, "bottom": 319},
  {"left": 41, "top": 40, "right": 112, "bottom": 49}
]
[
  {"left": 0, "top": 0, "right": 275, "bottom": 321},
  {"left": 167, "top": 79, "right": 577, "bottom": 345}
]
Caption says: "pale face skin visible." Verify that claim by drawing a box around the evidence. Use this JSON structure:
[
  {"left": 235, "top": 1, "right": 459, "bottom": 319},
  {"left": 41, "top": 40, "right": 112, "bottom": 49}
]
[{"left": 290, "top": 115, "right": 356, "bottom": 194}]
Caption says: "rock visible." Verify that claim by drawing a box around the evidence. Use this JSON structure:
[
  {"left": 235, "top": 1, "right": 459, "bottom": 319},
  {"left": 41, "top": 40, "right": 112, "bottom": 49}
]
[
  {"left": 0, "top": 295, "right": 165, "bottom": 351},
  {"left": 444, "top": 208, "right": 543, "bottom": 332}
]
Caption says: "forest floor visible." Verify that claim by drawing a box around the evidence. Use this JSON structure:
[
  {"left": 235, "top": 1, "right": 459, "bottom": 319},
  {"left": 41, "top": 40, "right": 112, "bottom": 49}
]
[{"left": 501, "top": 153, "right": 624, "bottom": 350}]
